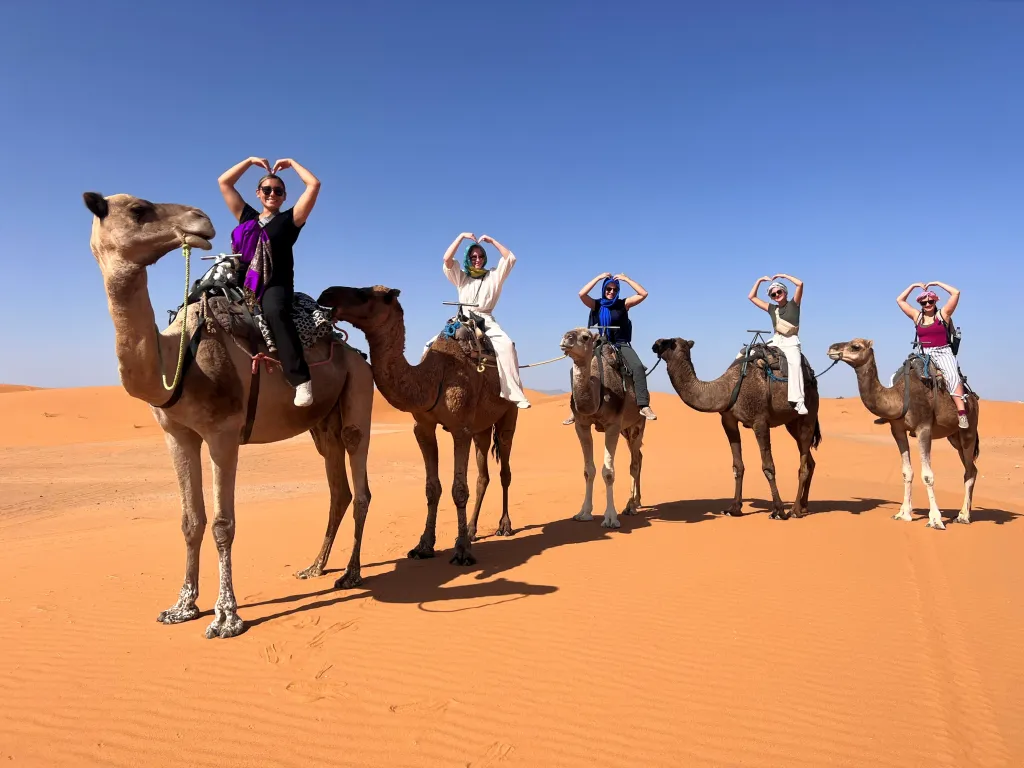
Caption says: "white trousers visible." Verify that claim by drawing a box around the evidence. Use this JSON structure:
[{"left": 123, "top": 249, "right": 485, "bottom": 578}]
[
  {"left": 772, "top": 333, "right": 805, "bottom": 405},
  {"left": 424, "top": 314, "right": 528, "bottom": 404},
  {"left": 924, "top": 345, "right": 962, "bottom": 394}
]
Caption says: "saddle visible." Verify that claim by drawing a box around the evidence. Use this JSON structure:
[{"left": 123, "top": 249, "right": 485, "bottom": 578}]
[
  {"left": 736, "top": 343, "right": 815, "bottom": 385},
  {"left": 435, "top": 310, "right": 497, "bottom": 371},
  {"left": 890, "top": 353, "right": 945, "bottom": 391}
]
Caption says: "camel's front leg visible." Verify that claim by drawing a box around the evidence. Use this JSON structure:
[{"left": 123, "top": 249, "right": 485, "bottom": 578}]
[
  {"left": 753, "top": 422, "right": 786, "bottom": 519},
  {"left": 572, "top": 422, "right": 596, "bottom": 522},
  {"left": 891, "top": 426, "right": 914, "bottom": 522},
  {"left": 948, "top": 430, "right": 979, "bottom": 524},
  {"left": 336, "top": 377, "right": 373, "bottom": 589},
  {"left": 494, "top": 410, "right": 518, "bottom": 537},
  {"left": 622, "top": 425, "right": 644, "bottom": 516},
  {"left": 410, "top": 420, "right": 442, "bottom": 559},
  {"left": 721, "top": 413, "right": 744, "bottom": 516},
  {"left": 600, "top": 428, "right": 622, "bottom": 528},
  {"left": 204, "top": 433, "right": 245, "bottom": 638},
  {"left": 450, "top": 435, "right": 476, "bottom": 565},
  {"left": 467, "top": 429, "right": 491, "bottom": 541},
  {"left": 157, "top": 423, "right": 206, "bottom": 625},
  {"left": 918, "top": 429, "right": 945, "bottom": 530}
]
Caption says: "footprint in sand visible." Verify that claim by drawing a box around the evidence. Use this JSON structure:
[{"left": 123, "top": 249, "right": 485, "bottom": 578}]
[
  {"left": 467, "top": 742, "right": 515, "bottom": 767},
  {"left": 261, "top": 643, "right": 288, "bottom": 664},
  {"left": 388, "top": 698, "right": 456, "bottom": 715},
  {"left": 284, "top": 679, "right": 350, "bottom": 703},
  {"left": 306, "top": 619, "right": 359, "bottom": 649}
]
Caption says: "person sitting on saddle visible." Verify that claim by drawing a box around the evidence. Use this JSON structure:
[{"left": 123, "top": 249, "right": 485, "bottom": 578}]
[
  {"left": 217, "top": 156, "right": 321, "bottom": 407},
  {"left": 748, "top": 273, "right": 808, "bottom": 415},
  {"left": 897, "top": 280, "right": 969, "bottom": 429},
  {"left": 563, "top": 273, "right": 656, "bottom": 425},
  {"left": 428, "top": 232, "right": 531, "bottom": 409}
]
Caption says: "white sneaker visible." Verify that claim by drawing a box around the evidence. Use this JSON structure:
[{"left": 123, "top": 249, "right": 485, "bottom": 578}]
[
  {"left": 795, "top": 401, "right": 809, "bottom": 416},
  {"left": 563, "top": 415, "right": 575, "bottom": 425},
  {"left": 516, "top": 400, "right": 532, "bottom": 409},
  {"left": 294, "top": 381, "right": 314, "bottom": 407},
  {"left": 639, "top": 406, "right": 657, "bottom": 420},
  {"left": 958, "top": 414, "right": 969, "bottom": 429}
]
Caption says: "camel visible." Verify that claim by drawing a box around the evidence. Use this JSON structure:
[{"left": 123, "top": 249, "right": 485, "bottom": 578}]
[
  {"left": 652, "top": 337, "right": 822, "bottom": 519},
  {"left": 83, "top": 192, "right": 375, "bottom": 639},
  {"left": 559, "top": 328, "right": 646, "bottom": 528},
  {"left": 827, "top": 339, "right": 980, "bottom": 529},
  {"left": 316, "top": 285, "right": 518, "bottom": 566}
]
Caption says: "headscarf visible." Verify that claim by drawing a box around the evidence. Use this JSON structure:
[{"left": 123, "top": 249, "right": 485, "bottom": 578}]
[
  {"left": 598, "top": 277, "right": 620, "bottom": 330},
  {"left": 230, "top": 218, "right": 273, "bottom": 309},
  {"left": 463, "top": 244, "right": 489, "bottom": 279},
  {"left": 768, "top": 281, "right": 787, "bottom": 298},
  {"left": 916, "top": 290, "right": 939, "bottom": 305}
]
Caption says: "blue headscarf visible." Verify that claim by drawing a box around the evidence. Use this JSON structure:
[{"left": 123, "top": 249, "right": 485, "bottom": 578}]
[
  {"left": 597, "top": 277, "right": 620, "bottom": 330},
  {"left": 463, "top": 244, "right": 489, "bottom": 279}
]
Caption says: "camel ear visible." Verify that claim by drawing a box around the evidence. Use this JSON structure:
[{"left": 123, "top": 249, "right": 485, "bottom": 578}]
[
  {"left": 83, "top": 192, "right": 108, "bottom": 220},
  {"left": 388, "top": 288, "right": 401, "bottom": 299},
  {"left": 865, "top": 339, "right": 874, "bottom": 349},
  {"left": 383, "top": 288, "right": 400, "bottom": 304},
  {"left": 681, "top": 339, "right": 694, "bottom": 350}
]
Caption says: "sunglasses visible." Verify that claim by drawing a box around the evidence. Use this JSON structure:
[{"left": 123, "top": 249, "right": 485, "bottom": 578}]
[
  {"left": 259, "top": 185, "right": 285, "bottom": 197},
  {"left": 769, "top": 291, "right": 784, "bottom": 298},
  {"left": 920, "top": 300, "right": 936, "bottom": 307}
]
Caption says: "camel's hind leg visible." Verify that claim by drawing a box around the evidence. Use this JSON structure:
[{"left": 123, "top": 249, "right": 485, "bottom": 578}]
[
  {"left": 784, "top": 418, "right": 815, "bottom": 518},
  {"left": 947, "top": 430, "right": 979, "bottom": 525},
  {"left": 298, "top": 401, "right": 353, "bottom": 580},
  {"left": 721, "top": 413, "right": 744, "bottom": 516},
  {"left": 621, "top": 423, "right": 644, "bottom": 516},
  {"left": 468, "top": 429, "right": 492, "bottom": 541},
  {"left": 890, "top": 426, "right": 914, "bottom": 522},
  {"left": 157, "top": 422, "right": 206, "bottom": 625},
  {"left": 410, "top": 420, "right": 442, "bottom": 559},
  {"left": 753, "top": 422, "right": 787, "bottom": 519},
  {"left": 204, "top": 431, "right": 245, "bottom": 639},
  {"left": 572, "top": 422, "right": 597, "bottom": 522},
  {"left": 334, "top": 357, "right": 374, "bottom": 588},
  {"left": 917, "top": 428, "right": 945, "bottom": 530},
  {"left": 494, "top": 409, "right": 519, "bottom": 537},
  {"left": 449, "top": 435, "right": 476, "bottom": 565},
  {"left": 600, "top": 428, "right": 623, "bottom": 529}
]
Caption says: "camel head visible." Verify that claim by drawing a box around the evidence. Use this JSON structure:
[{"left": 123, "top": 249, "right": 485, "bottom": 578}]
[
  {"left": 83, "top": 192, "right": 215, "bottom": 274},
  {"left": 652, "top": 338, "right": 695, "bottom": 362},
  {"left": 827, "top": 338, "right": 874, "bottom": 368},
  {"left": 559, "top": 327, "right": 599, "bottom": 365},
  {"left": 317, "top": 285, "right": 402, "bottom": 331}
]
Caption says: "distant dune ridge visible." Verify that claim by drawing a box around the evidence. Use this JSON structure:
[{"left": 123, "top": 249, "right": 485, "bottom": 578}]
[{"left": 0, "top": 382, "right": 1022, "bottom": 767}]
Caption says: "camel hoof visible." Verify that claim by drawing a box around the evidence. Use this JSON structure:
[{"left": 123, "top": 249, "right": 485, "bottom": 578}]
[
  {"left": 495, "top": 521, "right": 514, "bottom": 536},
  {"left": 334, "top": 569, "right": 362, "bottom": 589},
  {"left": 892, "top": 512, "right": 913, "bottom": 522},
  {"left": 722, "top": 506, "right": 743, "bottom": 517},
  {"left": 601, "top": 517, "right": 621, "bottom": 529},
  {"left": 407, "top": 546, "right": 436, "bottom": 560},
  {"left": 955, "top": 516, "right": 971, "bottom": 525},
  {"left": 294, "top": 565, "right": 324, "bottom": 580},
  {"left": 621, "top": 505, "right": 639, "bottom": 516},
  {"left": 768, "top": 509, "right": 789, "bottom": 520},
  {"left": 573, "top": 511, "right": 594, "bottom": 522},
  {"left": 449, "top": 548, "right": 477, "bottom": 566},
  {"left": 926, "top": 519, "right": 946, "bottom": 531},
  {"left": 157, "top": 605, "right": 200, "bottom": 624},
  {"left": 204, "top": 613, "right": 245, "bottom": 639}
]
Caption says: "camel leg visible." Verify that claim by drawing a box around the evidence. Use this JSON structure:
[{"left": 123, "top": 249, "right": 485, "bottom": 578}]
[
  {"left": 918, "top": 428, "right": 945, "bottom": 530},
  {"left": 297, "top": 403, "right": 353, "bottom": 580},
  {"left": 889, "top": 426, "right": 914, "bottom": 522},
  {"left": 948, "top": 431, "right": 978, "bottom": 525},
  {"left": 335, "top": 376, "right": 373, "bottom": 589},
  {"left": 494, "top": 409, "right": 518, "bottom": 537},
  {"left": 572, "top": 422, "right": 597, "bottom": 522},
  {"left": 450, "top": 435, "right": 476, "bottom": 565},
  {"left": 204, "top": 432, "right": 245, "bottom": 638},
  {"left": 753, "top": 422, "right": 787, "bottom": 520},
  {"left": 721, "top": 413, "right": 744, "bottom": 516},
  {"left": 467, "top": 429, "right": 491, "bottom": 542},
  {"left": 410, "top": 420, "right": 441, "bottom": 559},
  {"left": 622, "top": 425, "right": 643, "bottom": 516},
  {"left": 785, "top": 420, "right": 814, "bottom": 518},
  {"left": 600, "top": 428, "right": 622, "bottom": 529},
  {"left": 157, "top": 423, "right": 206, "bottom": 625}
]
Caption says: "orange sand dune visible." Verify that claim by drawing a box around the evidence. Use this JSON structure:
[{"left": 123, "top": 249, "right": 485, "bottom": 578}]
[{"left": 1, "top": 384, "right": 1022, "bottom": 767}]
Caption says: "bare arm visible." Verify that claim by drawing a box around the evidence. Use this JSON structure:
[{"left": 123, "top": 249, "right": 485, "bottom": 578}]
[
  {"left": 616, "top": 273, "right": 648, "bottom": 309},
  {"left": 218, "top": 156, "right": 269, "bottom": 220},
  {"left": 578, "top": 272, "right": 610, "bottom": 309},
  {"left": 478, "top": 235, "right": 517, "bottom": 282},
  {"left": 443, "top": 232, "right": 477, "bottom": 267},
  {"left": 897, "top": 281, "right": 925, "bottom": 321},
  {"left": 748, "top": 276, "right": 771, "bottom": 312},
  {"left": 272, "top": 158, "right": 320, "bottom": 226},
  {"left": 772, "top": 273, "right": 804, "bottom": 304},
  {"left": 928, "top": 280, "right": 960, "bottom": 319}
]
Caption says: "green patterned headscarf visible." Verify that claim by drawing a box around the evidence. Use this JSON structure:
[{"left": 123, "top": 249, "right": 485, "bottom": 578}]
[{"left": 464, "top": 243, "right": 489, "bottom": 279}]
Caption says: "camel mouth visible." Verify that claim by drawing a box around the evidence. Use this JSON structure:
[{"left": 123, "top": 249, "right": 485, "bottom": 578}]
[{"left": 181, "top": 233, "right": 213, "bottom": 251}]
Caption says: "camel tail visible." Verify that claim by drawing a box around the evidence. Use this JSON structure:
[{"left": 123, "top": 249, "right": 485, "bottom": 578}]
[
  {"left": 811, "top": 418, "right": 822, "bottom": 450},
  {"left": 974, "top": 435, "right": 980, "bottom": 460},
  {"left": 491, "top": 425, "right": 501, "bottom": 462}
]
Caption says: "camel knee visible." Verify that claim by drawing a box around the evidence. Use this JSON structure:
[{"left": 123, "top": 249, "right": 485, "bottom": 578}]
[
  {"left": 341, "top": 425, "right": 364, "bottom": 454},
  {"left": 499, "top": 467, "right": 511, "bottom": 486},
  {"left": 762, "top": 467, "right": 776, "bottom": 482},
  {"left": 902, "top": 468, "right": 914, "bottom": 484},
  {"left": 353, "top": 491, "right": 371, "bottom": 517},
  {"left": 425, "top": 479, "right": 442, "bottom": 506},
  {"left": 583, "top": 461, "right": 596, "bottom": 482},
  {"left": 211, "top": 517, "right": 235, "bottom": 550},
  {"left": 602, "top": 467, "right": 615, "bottom": 485},
  {"left": 452, "top": 479, "right": 470, "bottom": 508},
  {"left": 181, "top": 516, "right": 206, "bottom": 545}
]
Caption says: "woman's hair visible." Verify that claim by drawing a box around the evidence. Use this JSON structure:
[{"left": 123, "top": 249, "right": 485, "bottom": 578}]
[
  {"left": 257, "top": 173, "right": 285, "bottom": 192},
  {"left": 466, "top": 243, "right": 486, "bottom": 260}
]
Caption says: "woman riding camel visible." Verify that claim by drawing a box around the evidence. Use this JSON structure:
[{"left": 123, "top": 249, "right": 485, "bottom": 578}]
[
  {"left": 564, "top": 272, "right": 657, "bottom": 425},
  {"left": 897, "top": 280, "right": 969, "bottom": 429},
  {"left": 217, "top": 156, "right": 321, "bottom": 407},
  {"left": 437, "top": 232, "right": 531, "bottom": 409},
  {"left": 749, "top": 273, "right": 808, "bottom": 415}
]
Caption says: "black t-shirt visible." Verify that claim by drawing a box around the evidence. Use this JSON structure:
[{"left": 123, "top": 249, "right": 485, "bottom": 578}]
[
  {"left": 239, "top": 203, "right": 304, "bottom": 289},
  {"left": 588, "top": 298, "right": 632, "bottom": 343}
]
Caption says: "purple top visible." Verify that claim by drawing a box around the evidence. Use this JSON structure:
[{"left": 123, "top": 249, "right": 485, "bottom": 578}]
[{"left": 917, "top": 317, "right": 947, "bottom": 348}]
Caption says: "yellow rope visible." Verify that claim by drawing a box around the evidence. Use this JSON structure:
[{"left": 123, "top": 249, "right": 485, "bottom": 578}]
[{"left": 161, "top": 241, "right": 192, "bottom": 391}]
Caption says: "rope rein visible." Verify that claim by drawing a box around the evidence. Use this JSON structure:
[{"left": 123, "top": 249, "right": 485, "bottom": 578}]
[{"left": 159, "top": 240, "right": 192, "bottom": 391}]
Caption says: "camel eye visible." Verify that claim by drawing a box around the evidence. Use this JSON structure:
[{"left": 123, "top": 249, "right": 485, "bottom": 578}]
[
  {"left": 129, "top": 203, "right": 155, "bottom": 222},
  {"left": 851, "top": 344, "right": 861, "bottom": 351}
]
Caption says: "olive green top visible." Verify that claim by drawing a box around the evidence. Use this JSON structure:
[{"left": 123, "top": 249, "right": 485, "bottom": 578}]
[{"left": 769, "top": 301, "right": 800, "bottom": 331}]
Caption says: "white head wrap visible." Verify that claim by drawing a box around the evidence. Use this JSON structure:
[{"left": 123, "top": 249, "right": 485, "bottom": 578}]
[{"left": 768, "top": 281, "right": 787, "bottom": 297}]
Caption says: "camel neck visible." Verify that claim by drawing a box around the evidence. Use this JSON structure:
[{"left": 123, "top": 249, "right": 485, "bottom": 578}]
[
  {"left": 569, "top": 355, "right": 602, "bottom": 415},
  {"left": 854, "top": 353, "right": 904, "bottom": 420},
  {"left": 666, "top": 352, "right": 736, "bottom": 413},
  {"left": 361, "top": 307, "right": 441, "bottom": 412}
]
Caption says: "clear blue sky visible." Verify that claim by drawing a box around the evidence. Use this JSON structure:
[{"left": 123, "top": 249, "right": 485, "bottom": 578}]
[{"left": 4, "top": 0, "right": 1022, "bottom": 400}]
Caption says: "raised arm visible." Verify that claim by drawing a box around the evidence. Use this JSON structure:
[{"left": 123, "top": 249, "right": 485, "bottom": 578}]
[
  {"left": 443, "top": 232, "right": 476, "bottom": 267},
  {"left": 272, "top": 158, "right": 321, "bottom": 226},
  {"left": 928, "top": 280, "right": 960, "bottom": 319},
  {"left": 218, "top": 156, "right": 270, "bottom": 220},
  {"left": 773, "top": 273, "right": 804, "bottom": 304},
  {"left": 479, "top": 235, "right": 514, "bottom": 264},
  {"left": 896, "top": 281, "right": 926, "bottom": 321},
  {"left": 748, "top": 276, "right": 771, "bottom": 312},
  {"left": 616, "top": 273, "right": 649, "bottom": 309},
  {"left": 578, "top": 272, "right": 611, "bottom": 309}
]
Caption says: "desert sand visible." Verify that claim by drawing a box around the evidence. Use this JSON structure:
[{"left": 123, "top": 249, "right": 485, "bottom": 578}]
[{"left": 1, "top": 383, "right": 1022, "bottom": 767}]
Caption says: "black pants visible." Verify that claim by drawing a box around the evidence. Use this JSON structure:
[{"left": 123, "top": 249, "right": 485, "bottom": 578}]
[
  {"left": 261, "top": 285, "right": 310, "bottom": 387},
  {"left": 617, "top": 344, "right": 650, "bottom": 407}
]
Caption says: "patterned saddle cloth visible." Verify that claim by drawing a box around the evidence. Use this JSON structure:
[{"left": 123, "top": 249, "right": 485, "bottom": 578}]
[
  {"left": 436, "top": 312, "right": 497, "bottom": 366},
  {"left": 168, "top": 256, "right": 347, "bottom": 353},
  {"left": 736, "top": 343, "right": 814, "bottom": 384}
]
